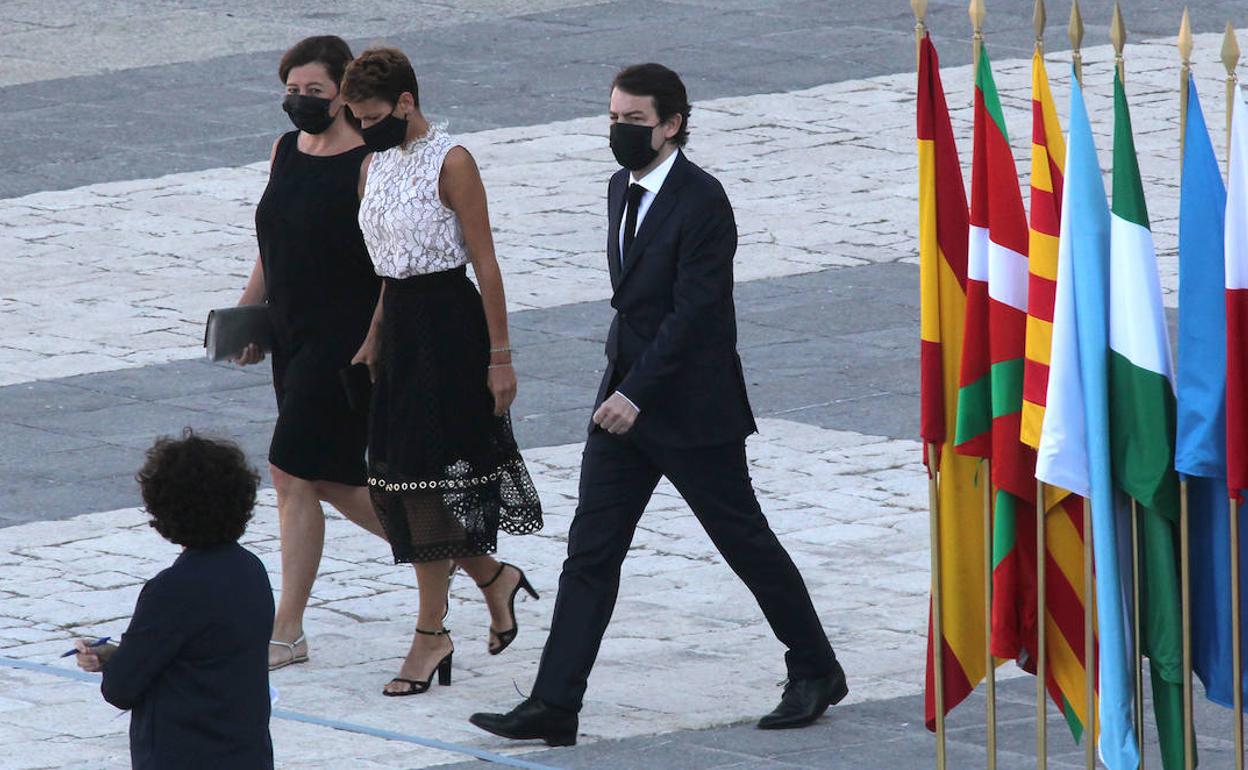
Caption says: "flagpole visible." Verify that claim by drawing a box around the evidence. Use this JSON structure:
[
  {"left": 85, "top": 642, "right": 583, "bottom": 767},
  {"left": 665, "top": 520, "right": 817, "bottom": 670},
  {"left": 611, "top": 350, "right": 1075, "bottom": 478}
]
[
  {"left": 1069, "top": 7, "right": 1094, "bottom": 766},
  {"left": 913, "top": 7, "right": 946, "bottom": 767},
  {"left": 1233, "top": 494, "right": 1244, "bottom": 770},
  {"left": 1177, "top": 15, "right": 1196, "bottom": 770},
  {"left": 1070, "top": 0, "right": 1084, "bottom": 88},
  {"left": 1180, "top": 9, "right": 1193, "bottom": 166},
  {"left": 1227, "top": 25, "right": 1245, "bottom": 770},
  {"left": 1033, "top": 0, "right": 1050, "bottom": 764},
  {"left": 1225, "top": 23, "right": 1240, "bottom": 174},
  {"left": 913, "top": 0, "right": 927, "bottom": 69},
  {"left": 967, "top": 3, "right": 997, "bottom": 765},
  {"left": 928, "top": 443, "right": 948, "bottom": 770},
  {"left": 970, "top": 0, "right": 985, "bottom": 74},
  {"left": 1131, "top": 496, "right": 1146, "bottom": 767},
  {"left": 1180, "top": 480, "right": 1195, "bottom": 770},
  {"left": 1110, "top": 13, "right": 1147, "bottom": 764}
]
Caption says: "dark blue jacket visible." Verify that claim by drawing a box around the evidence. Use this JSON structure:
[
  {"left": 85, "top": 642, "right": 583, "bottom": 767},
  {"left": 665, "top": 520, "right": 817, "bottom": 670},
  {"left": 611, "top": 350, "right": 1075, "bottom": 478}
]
[
  {"left": 599, "top": 151, "right": 758, "bottom": 447},
  {"left": 101, "top": 542, "right": 274, "bottom": 770}
]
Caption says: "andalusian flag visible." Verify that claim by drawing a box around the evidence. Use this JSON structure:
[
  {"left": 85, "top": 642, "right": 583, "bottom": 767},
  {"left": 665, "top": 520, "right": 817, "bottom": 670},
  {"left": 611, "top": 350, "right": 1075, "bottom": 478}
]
[
  {"left": 1037, "top": 70, "right": 1137, "bottom": 769},
  {"left": 953, "top": 47, "right": 1037, "bottom": 675},
  {"left": 1023, "top": 48, "right": 1093, "bottom": 742},
  {"left": 1109, "top": 71, "right": 1187, "bottom": 769},
  {"left": 917, "top": 34, "right": 987, "bottom": 730}
]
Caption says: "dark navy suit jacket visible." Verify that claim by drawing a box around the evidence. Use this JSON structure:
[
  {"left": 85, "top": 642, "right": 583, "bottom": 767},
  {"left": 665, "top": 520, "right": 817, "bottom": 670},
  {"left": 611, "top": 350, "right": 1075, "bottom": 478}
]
[
  {"left": 101, "top": 542, "right": 274, "bottom": 770},
  {"left": 598, "top": 150, "right": 758, "bottom": 447}
]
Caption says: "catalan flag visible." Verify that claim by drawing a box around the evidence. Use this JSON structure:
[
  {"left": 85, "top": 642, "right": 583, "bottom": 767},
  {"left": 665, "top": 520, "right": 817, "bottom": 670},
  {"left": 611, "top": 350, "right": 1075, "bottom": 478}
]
[
  {"left": 1022, "top": 49, "right": 1065, "bottom": 449},
  {"left": 917, "top": 34, "right": 988, "bottom": 730},
  {"left": 1022, "top": 49, "right": 1093, "bottom": 743}
]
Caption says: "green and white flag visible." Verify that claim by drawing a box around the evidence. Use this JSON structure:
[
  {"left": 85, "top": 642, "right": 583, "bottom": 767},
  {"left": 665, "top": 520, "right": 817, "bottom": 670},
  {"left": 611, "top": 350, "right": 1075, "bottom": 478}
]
[{"left": 1108, "top": 71, "right": 1188, "bottom": 770}]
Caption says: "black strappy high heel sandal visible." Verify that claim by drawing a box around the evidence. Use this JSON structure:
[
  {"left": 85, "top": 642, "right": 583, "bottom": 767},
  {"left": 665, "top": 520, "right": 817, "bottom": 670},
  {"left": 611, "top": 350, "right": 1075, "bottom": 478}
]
[
  {"left": 477, "top": 562, "right": 539, "bottom": 656},
  {"left": 383, "top": 627, "right": 453, "bottom": 697}
]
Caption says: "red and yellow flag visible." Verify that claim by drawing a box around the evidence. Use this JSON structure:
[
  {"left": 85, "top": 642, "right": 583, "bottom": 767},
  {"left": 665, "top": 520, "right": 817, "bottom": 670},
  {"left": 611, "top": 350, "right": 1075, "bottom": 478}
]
[
  {"left": 918, "top": 33, "right": 987, "bottom": 730},
  {"left": 952, "top": 46, "right": 1039, "bottom": 687},
  {"left": 1023, "top": 48, "right": 1094, "bottom": 741}
]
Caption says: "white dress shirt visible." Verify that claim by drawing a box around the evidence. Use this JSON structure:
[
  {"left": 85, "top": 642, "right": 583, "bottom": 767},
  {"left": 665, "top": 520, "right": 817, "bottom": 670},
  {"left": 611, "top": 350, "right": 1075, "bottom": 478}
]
[
  {"left": 618, "top": 148, "right": 680, "bottom": 259},
  {"left": 612, "top": 149, "right": 680, "bottom": 416}
]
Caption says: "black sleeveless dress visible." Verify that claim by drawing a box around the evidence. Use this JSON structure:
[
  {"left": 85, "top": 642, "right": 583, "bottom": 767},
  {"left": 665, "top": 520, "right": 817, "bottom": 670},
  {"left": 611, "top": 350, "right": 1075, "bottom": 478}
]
[{"left": 254, "top": 131, "right": 379, "bottom": 486}]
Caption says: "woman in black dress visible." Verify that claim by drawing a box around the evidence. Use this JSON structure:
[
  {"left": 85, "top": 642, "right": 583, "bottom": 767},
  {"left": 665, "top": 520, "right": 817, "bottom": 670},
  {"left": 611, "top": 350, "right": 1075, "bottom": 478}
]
[
  {"left": 343, "top": 48, "right": 544, "bottom": 696},
  {"left": 236, "top": 36, "right": 385, "bottom": 670}
]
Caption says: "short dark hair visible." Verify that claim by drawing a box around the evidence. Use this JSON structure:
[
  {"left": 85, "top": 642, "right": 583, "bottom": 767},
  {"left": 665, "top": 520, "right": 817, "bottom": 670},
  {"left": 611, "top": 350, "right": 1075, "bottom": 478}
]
[
  {"left": 612, "top": 63, "right": 691, "bottom": 147},
  {"left": 342, "top": 47, "right": 420, "bottom": 108},
  {"left": 279, "top": 35, "right": 355, "bottom": 87},
  {"left": 136, "top": 429, "right": 258, "bottom": 548}
]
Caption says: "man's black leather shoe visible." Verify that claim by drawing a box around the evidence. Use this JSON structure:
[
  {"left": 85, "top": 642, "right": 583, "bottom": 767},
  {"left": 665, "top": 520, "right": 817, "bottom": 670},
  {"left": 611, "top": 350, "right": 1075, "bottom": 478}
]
[
  {"left": 757, "top": 662, "right": 849, "bottom": 730},
  {"left": 469, "top": 697, "right": 578, "bottom": 746}
]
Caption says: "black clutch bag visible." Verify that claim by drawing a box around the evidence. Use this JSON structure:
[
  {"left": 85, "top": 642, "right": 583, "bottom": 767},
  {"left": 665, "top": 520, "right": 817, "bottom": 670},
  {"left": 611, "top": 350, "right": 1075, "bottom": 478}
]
[
  {"left": 338, "top": 363, "right": 373, "bottom": 413},
  {"left": 204, "top": 305, "right": 274, "bottom": 362}
]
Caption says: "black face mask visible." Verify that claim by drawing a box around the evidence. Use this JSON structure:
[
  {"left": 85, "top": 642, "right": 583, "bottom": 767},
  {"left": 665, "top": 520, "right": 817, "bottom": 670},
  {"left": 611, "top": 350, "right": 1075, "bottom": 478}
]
[
  {"left": 361, "top": 113, "right": 409, "bottom": 152},
  {"left": 282, "top": 94, "right": 336, "bottom": 135},
  {"left": 610, "top": 122, "right": 660, "bottom": 171}
]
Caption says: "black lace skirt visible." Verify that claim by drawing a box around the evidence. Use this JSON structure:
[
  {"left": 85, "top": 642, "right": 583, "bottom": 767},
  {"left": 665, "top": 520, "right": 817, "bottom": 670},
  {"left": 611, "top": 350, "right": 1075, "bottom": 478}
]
[{"left": 368, "top": 267, "right": 543, "bottom": 563}]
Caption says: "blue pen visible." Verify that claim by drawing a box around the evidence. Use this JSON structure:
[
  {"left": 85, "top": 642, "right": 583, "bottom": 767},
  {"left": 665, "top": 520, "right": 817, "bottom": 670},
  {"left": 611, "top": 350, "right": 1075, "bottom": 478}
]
[{"left": 60, "top": 636, "right": 111, "bottom": 658}]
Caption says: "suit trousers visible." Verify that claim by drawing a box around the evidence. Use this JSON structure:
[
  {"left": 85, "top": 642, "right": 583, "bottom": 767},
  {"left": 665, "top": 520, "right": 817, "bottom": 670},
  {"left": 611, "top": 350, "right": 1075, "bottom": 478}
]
[{"left": 530, "top": 429, "right": 837, "bottom": 712}]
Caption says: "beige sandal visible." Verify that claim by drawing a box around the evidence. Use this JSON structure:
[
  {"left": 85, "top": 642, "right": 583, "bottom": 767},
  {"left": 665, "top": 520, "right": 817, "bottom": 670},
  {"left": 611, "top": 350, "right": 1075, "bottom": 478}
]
[{"left": 268, "top": 634, "right": 308, "bottom": 671}]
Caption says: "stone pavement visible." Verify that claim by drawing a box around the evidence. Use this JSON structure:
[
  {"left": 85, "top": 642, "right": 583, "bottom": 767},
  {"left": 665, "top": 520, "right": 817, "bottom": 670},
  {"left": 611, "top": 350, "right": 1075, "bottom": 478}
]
[
  {"left": 1, "top": 33, "right": 1238, "bottom": 391},
  {"left": 4, "top": 0, "right": 1248, "bottom": 768},
  {"left": 1, "top": 418, "right": 936, "bottom": 768}
]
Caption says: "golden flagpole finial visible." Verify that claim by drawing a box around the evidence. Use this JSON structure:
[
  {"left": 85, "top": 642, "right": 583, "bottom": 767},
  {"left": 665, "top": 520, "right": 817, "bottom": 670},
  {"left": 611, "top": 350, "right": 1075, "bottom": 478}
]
[
  {"left": 1069, "top": 0, "right": 1085, "bottom": 84},
  {"left": 1223, "top": 21, "right": 1241, "bottom": 81},
  {"left": 1178, "top": 8, "right": 1193, "bottom": 65},
  {"left": 969, "top": 0, "right": 986, "bottom": 31},
  {"left": 1180, "top": 9, "right": 1193, "bottom": 164},
  {"left": 970, "top": 0, "right": 986, "bottom": 72},
  {"left": 1225, "top": 24, "right": 1241, "bottom": 177},
  {"left": 912, "top": 0, "right": 929, "bottom": 68},
  {"left": 1034, "top": 0, "right": 1047, "bottom": 51},
  {"left": 1111, "top": 2, "right": 1127, "bottom": 82}
]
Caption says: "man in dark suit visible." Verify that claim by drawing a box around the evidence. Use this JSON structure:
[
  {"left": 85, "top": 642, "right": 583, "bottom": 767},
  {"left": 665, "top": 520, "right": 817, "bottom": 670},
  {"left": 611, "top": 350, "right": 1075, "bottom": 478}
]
[{"left": 469, "top": 63, "right": 846, "bottom": 746}]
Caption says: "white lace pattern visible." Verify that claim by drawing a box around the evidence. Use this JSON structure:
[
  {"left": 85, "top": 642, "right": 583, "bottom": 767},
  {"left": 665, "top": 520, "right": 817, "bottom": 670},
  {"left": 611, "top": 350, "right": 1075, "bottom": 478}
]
[{"left": 359, "top": 124, "right": 469, "bottom": 279}]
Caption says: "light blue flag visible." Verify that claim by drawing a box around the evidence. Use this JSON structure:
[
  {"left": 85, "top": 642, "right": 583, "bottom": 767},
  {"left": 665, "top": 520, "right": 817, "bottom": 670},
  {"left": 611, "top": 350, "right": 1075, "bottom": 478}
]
[
  {"left": 1176, "top": 75, "right": 1248, "bottom": 713},
  {"left": 1066, "top": 71, "right": 1139, "bottom": 769},
  {"left": 1175, "top": 76, "right": 1228, "bottom": 478}
]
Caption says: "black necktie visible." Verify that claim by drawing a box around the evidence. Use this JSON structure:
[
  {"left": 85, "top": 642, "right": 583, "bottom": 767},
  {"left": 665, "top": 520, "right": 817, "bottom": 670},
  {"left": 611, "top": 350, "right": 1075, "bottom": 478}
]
[{"left": 622, "top": 183, "right": 646, "bottom": 263}]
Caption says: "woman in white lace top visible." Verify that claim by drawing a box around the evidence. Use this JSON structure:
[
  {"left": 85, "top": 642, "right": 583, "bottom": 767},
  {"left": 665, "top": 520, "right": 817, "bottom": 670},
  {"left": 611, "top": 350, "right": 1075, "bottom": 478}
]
[{"left": 343, "top": 47, "right": 544, "bottom": 697}]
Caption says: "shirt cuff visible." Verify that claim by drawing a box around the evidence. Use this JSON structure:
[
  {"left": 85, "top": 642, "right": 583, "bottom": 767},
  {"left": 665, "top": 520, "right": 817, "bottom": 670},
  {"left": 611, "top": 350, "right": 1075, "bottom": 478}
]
[{"left": 615, "top": 391, "right": 641, "bottom": 415}]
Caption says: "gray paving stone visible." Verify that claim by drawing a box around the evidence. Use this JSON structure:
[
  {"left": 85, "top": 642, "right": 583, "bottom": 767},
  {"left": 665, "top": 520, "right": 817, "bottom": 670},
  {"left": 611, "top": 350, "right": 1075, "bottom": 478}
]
[
  {"left": 1, "top": 0, "right": 1240, "bottom": 198},
  {"left": 436, "top": 676, "right": 1238, "bottom": 769},
  {"left": 0, "top": 381, "right": 137, "bottom": 422},
  {"left": 0, "top": 263, "right": 922, "bottom": 521}
]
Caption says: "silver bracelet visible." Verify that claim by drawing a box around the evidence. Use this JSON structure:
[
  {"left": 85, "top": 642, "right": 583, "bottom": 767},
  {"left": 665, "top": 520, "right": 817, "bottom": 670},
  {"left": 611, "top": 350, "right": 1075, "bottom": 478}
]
[
  {"left": 488, "top": 362, "right": 513, "bottom": 369},
  {"left": 489, "top": 346, "right": 512, "bottom": 354}
]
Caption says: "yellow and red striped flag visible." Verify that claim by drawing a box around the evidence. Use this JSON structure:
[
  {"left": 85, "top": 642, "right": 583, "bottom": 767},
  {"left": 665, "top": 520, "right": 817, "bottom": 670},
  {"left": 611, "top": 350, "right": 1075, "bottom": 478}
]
[
  {"left": 918, "top": 33, "right": 988, "bottom": 730},
  {"left": 1022, "top": 48, "right": 1094, "bottom": 743}
]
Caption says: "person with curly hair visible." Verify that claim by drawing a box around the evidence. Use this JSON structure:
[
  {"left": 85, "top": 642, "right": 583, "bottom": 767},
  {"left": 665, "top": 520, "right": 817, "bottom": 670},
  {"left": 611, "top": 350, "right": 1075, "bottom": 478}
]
[
  {"left": 341, "top": 47, "right": 544, "bottom": 696},
  {"left": 74, "top": 430, "right": 275, "bottom": 770}
]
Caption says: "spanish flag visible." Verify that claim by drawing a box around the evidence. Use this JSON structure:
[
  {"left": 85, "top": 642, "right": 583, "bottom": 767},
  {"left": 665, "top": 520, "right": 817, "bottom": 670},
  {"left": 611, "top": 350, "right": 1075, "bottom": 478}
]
[{"left": 918, "top": 33, "right": 987, "bottom": 730}]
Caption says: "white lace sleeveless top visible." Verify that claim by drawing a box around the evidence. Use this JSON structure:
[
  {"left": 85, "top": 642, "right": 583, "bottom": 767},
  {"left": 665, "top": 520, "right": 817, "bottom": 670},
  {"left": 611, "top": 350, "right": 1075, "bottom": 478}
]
[{"left": 359, "top": 124, "right": 469, "bottom": 279}]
